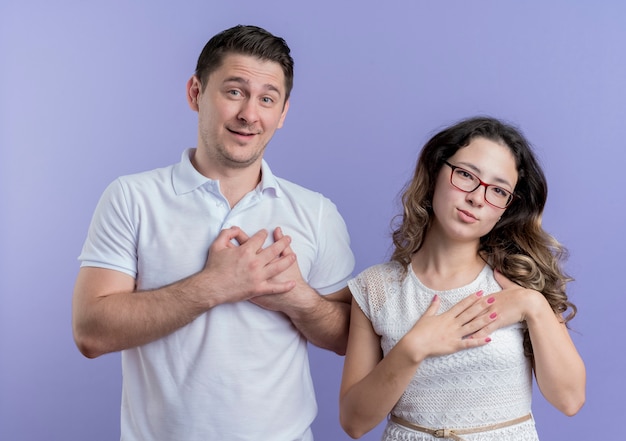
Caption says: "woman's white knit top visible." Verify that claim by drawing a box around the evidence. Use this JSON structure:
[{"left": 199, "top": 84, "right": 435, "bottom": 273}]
[{"left": 348, "top": 261, "right": 539, "bottom": 440}]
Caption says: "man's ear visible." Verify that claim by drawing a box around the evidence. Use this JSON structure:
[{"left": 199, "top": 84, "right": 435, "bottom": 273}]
[
  {"left": 277, "top": 99, "right": 290, "bottom": 129},
  {"left": 186, "top": 75, "right": 201, "bottom": 111}
]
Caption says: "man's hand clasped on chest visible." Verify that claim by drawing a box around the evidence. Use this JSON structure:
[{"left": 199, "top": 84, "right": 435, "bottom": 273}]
[{"left": 199, "top": 226, "right": 298, "bottom": 308}]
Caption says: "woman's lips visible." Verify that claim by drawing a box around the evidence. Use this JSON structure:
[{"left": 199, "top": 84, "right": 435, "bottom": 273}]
[{"left": 458, "top": 208, "right": 478, "bottom": 222}]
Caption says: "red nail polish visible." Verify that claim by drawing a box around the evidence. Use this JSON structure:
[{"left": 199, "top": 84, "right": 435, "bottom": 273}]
[
  {"left": 485, "top": 337, "right": 492, "bottom": 343},
  {"left": 432, "top": 294, "right": 438, "bottom": 302},
  {"left": 476, "top": 290, "right": 484, "bottom": 297},
  {"left": 487, "top": 297, "right": 495, "bottom": 304},
  {"left": 489, "top": 312, "right": 497, "bottom": 319}
]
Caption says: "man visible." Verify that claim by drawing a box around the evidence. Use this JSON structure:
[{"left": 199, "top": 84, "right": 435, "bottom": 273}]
[{"left": 72, "top": 25, "right": 355, "bottom": 441}]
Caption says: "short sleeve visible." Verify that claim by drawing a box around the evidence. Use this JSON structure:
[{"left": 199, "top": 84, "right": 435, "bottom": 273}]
[
  {"left": 348, "top": 262, "right": 405, "bottom": 322},
  {"left": 347, "top": 271, "right": 372, "bottom": 320},
  {"left": 78, "top": 178, "right": 138, "bottom": 278},
  {"left": 306, "top": 197, "right": 355, "bottom": 295}
]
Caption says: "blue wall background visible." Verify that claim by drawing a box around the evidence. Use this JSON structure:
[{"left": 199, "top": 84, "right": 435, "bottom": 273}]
[{"left": 1, "top": 1, "right": 625, "bottom": 439}]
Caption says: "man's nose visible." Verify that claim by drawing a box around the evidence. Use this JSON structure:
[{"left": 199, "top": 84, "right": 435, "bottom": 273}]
[{"left": 237, "top": 99, "right": 260, "bottom": 124}]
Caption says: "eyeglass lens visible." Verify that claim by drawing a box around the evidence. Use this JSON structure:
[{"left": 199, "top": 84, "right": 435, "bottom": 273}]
[{"left": 450, "top": 168, "right": 512, "bottom": 208}]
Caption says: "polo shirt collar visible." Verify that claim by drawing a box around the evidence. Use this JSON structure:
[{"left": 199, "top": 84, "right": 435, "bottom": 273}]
[
  {"left": 172, "top": 148, "right": 281, "bottom": 196},
  {"left": 259, "top": 158, "right": 281, "bottom": 196}
]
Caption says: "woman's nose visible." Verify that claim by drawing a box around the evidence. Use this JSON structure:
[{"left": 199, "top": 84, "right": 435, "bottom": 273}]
[{"left": 466, "top": 184, "right": 487, "bottom": 206}]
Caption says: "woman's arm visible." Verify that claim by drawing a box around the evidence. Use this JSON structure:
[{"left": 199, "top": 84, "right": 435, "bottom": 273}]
[
  {"left": 339, "top": 292, "right": 495, "bottom": 439},
  {"left": 339, "top": 301, "right": 410, "bottom": 438},
  {"left": 528, "top": 298, "right": 586, "bottom": 415},
  {"left": 493, "top": 271, "right": 586, "bottom": 416}
]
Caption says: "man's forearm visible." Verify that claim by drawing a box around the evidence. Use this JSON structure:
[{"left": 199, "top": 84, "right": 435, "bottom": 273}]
[
  {"left": 72, "top": 268, "right": 215, "bottom": 358},
  {"left": 288, "top": 289, "right": 352, "bottom": 355}
]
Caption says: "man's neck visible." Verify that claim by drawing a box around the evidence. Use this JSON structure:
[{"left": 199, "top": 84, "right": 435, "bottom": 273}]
[
  {"left": 191, "top": 150, "right": 263, "bottom": 208},
  {"left": 219, "top": 168, "right": 262, "bottom": 208}
]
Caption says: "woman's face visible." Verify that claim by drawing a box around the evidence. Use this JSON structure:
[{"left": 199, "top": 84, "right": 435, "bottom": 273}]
[{"left": 430, "top": 137, "right": 518, "bottom": 243}]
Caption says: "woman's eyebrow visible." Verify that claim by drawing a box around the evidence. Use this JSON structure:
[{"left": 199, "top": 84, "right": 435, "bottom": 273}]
[{"left": 456, "top": 161, "right": 514, "bottom": 187}]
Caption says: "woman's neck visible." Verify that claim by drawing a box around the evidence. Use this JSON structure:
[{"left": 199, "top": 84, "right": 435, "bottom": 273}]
[{"left": 411, "top": 233, "right": 486, "bottom": 291}]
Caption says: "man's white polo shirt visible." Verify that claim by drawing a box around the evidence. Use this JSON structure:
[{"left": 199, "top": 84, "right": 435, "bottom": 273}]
[{"left": 79, "top": 148, "right": 355, "bottom": 441}]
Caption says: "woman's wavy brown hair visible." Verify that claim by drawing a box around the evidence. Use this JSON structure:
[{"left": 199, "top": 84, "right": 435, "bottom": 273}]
[{"left": 391, "top": 116, "right": 576, "bottom": 357}]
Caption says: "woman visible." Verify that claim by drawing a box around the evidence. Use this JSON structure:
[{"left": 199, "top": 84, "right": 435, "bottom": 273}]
[{"left": 339, "top": 117, "right": 585, "bottom": 440}]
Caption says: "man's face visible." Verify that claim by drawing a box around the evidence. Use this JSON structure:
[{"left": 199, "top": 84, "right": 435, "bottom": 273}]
[{"left": 188, "top": 53, "right": 290, "bottom": 175}]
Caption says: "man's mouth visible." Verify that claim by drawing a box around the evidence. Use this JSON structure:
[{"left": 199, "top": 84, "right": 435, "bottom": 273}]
[{"left": 228, "top": 127, "right": 259, "bottom": 136}]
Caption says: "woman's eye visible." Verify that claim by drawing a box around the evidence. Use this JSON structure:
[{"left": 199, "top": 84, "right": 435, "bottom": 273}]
[
  {"left": 456, "top": 169, "right": 475, "bottom": 180},
  {"left": 491, "top": 186, "right": 509, "bottom": 198}
]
